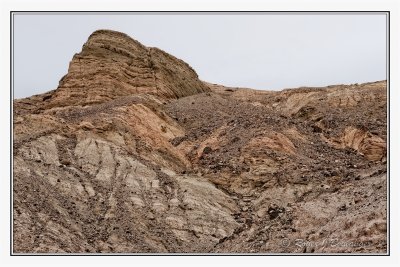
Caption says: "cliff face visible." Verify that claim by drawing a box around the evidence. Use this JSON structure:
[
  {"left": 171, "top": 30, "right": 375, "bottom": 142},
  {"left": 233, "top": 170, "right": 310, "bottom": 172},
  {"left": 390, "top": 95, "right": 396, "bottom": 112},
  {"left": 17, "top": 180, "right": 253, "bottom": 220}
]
[
  {"left": 13, "top": 30, "right": 387, "bottom": 253},
  {"left": 41, "top": 30, "right": 209, "bottom": 109}
]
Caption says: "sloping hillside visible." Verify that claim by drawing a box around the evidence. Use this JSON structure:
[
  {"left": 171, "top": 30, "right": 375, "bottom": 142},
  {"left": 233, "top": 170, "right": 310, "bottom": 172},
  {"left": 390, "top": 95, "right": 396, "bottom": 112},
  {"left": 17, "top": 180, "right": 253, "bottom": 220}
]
[{"left": 13, "top": 30, "right": 387, "bottom": 253}]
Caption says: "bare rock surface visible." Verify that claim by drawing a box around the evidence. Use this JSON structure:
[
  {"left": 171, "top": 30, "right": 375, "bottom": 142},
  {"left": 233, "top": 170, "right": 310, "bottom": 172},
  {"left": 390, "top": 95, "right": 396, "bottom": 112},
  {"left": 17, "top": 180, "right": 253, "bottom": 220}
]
[{"left": 13, "top": 30, "right": 387, "bottom": 253}]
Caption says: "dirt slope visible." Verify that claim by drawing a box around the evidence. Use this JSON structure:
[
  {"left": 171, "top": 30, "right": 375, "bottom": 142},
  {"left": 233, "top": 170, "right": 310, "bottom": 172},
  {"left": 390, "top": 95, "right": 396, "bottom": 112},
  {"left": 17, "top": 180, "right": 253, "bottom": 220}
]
[{"left": 13, "top": 30, "right": 387, "bottom": 253}]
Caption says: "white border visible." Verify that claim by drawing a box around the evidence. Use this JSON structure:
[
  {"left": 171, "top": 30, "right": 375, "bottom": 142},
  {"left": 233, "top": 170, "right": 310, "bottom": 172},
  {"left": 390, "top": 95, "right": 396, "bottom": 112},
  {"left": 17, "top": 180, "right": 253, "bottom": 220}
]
[{"left": 1, "top": 1, "right": 399, "bottom": 266}]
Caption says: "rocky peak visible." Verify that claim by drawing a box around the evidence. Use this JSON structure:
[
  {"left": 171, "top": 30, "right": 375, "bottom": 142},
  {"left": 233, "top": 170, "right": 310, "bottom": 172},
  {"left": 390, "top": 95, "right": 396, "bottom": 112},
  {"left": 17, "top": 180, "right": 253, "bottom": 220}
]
[
  {"left": 48, "top": 29, "right": 210, "bottom": 108},
  {"left": 13, "top": 30, "right": 387, "bottom": 254}
]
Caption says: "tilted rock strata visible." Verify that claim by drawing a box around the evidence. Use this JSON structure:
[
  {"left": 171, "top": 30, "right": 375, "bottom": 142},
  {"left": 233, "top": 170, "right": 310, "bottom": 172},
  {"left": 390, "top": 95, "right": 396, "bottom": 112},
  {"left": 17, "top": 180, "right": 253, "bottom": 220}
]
[
  {"left": 323, "top": 126, "right": 386, "bottom": 162},
  {"left": 46, "top": 30, "right": 209, "bottom": 108},
  {"left": 13, "top": 30, "right": 387, "bottom": 253},
  {"left": 14, "top": 132, "right": 238, "bottom": 252}
]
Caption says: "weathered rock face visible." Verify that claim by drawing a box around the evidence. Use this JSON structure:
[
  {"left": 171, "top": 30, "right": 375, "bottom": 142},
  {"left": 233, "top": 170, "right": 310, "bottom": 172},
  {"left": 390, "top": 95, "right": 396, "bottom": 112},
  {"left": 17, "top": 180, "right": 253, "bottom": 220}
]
[
  {"left": 45, "top": 30, "right": 209, "bottom": 108},
  {"left": 324, "top": 126, "right": 386, "bottom": 162},
  {"left": 13, "top": 30, "right": 387, "bottom": 254}
]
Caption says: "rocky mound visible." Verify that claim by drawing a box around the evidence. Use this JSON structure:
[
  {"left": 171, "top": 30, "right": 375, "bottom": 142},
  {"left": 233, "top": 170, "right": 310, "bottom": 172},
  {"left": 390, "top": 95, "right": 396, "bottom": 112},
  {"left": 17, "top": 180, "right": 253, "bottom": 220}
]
[
  {"left": 21, "top": 29, "right": 209, "bottom": 110},
  {"left": 13, "top": 30, "right": 387, "bottom": 254}
]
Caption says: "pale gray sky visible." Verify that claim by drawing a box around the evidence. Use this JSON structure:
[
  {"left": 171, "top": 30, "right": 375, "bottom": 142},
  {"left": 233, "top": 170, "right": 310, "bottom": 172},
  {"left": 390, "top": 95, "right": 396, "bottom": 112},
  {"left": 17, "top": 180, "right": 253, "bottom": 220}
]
[{"left": 13, "top": 13, "right": 387, "bottom": 99}]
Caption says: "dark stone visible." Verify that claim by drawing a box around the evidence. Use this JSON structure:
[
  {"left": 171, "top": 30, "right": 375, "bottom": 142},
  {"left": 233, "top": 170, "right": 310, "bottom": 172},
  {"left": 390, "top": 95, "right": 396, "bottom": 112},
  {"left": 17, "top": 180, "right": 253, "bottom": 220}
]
[
  {"left": 231, "top": 136, "right": 240, "bottom": 143},
  {"left": 202, "top": 146, "right": 212, "bottom": 154},
  {"left": 268, "top": 204, "right": 284, "bottom": 220}
]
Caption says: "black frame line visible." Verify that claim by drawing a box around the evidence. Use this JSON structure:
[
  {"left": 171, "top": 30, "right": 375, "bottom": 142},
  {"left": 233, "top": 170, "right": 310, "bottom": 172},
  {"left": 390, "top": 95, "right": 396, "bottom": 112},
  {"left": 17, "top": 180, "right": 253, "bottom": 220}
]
[
  {"left": 9, "top": 10, "right": 390, "bottom": 256},
  {"left": 10, "top": 11, "right": 14, "bottom": 258},
  {"left": 386, "top": 11, "right": 390, "bottom": 256}
]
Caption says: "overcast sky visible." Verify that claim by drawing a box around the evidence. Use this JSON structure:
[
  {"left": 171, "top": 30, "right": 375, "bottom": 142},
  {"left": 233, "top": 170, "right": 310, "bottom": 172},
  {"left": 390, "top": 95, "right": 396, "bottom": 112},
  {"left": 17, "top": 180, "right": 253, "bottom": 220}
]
[{"left": 13, "top": 13, "right": 387, "bottom": 99}]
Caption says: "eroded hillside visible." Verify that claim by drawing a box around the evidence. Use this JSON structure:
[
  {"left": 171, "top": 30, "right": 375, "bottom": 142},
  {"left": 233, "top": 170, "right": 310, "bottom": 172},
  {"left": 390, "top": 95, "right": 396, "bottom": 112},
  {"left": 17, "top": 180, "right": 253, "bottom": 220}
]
[{"left": 13, "top": 30, "right": 387, "bottom": 253}]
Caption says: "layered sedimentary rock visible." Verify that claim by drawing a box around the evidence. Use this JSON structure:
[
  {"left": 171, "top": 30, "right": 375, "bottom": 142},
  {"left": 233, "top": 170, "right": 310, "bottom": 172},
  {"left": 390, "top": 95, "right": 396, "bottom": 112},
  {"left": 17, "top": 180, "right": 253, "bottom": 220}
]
[
  {"left": 44, "top": 30, "right": 209, "bottom": 108},
  {"left": 13, "top": 30, "right": 387, "bottom": 254}
]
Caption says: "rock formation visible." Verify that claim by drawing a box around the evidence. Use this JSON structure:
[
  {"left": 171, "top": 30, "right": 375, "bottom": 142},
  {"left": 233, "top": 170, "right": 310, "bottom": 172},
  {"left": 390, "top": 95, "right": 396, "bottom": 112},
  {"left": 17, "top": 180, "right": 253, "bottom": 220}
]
[{"left": 13, "top": 30, "right": 387, "bottom": 253}]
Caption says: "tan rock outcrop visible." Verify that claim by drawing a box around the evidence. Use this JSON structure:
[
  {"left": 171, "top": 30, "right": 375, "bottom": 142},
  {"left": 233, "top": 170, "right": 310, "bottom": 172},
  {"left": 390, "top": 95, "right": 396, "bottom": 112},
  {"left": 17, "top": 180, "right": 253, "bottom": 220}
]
[
  {"left": 325, "top": 126, "right": 386, "bottom": 161},
  {"left": 47, "top": 30, "right": 209, "bottom": 108},
  {"left": 13, "top": 30, "right": 387, "bottom": 254}
]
